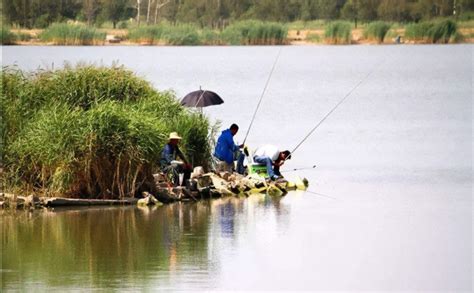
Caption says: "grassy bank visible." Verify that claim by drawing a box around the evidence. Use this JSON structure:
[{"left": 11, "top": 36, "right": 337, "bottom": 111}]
[
  {"left": 4, "top": 19, "right": 473, "bottom": 45},
  {"left": 127, "top": 20, "right": 287, "bottom": 45},
  {"left": 1, "top": 65, "right": 212, "bottom": 199},
  {"left": 39, "top": 23, "right": 106, "bottom": 45}
]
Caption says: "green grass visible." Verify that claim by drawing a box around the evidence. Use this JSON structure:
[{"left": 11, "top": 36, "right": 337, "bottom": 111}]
[
  {"left": 324, "top": 21, "right": 352, "bottom": 44},
  {"left": 127, "top": 21, "right": 287, "bottom": 45},
  {"left": 162, "top": 24, "right": 200, "bottom": 45},
  {"left": 288, "top": 20, "right": 327, "bottom": 30},
  {"left": 405, "top": 19, "right": 458, "bottom": 43},
  {"left": 127, "top": 25, "right": 165, "bottom": 44},
  {"left": 363, "top": 21, "right": 391, "bottom": 43},
  {"left": 1, "top": 65, "right": 212, "bottom": 198},
  {"left": 306, "top": 32, "right": 322, "bottom": 43},
  {"left": 39, "top": 23, "right": 106, "bottom": 45},
  {"left": 1, "top": 26, "right": 17, "bottom": 45},
  {"left": 222, "top": 20, "right": 288, "bottom": 45},
  {"left": 127, "top": 24, "right": 201, "bottom": 45}
]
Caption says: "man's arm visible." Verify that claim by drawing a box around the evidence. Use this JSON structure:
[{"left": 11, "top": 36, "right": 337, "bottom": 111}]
[
  {"left": 176, "top": 146, "right": 189, "bottom": 164},
  {"left": 162, "top": 145, "right": 174, "bottom": 164}
]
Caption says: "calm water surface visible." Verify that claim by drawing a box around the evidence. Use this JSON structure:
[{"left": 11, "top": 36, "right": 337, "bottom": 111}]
[{"left": 1, "top": 45, "right": 472, "bottom": 291}]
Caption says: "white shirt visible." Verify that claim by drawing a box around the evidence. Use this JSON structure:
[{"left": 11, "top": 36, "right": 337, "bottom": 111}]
[{"left": 253, "top": 145, "right": 280, "bottom": 161}]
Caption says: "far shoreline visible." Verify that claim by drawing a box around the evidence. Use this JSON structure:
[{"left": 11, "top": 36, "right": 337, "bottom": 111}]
[{"left": 7, "top": 28, "right": 474, "bottom": 46}]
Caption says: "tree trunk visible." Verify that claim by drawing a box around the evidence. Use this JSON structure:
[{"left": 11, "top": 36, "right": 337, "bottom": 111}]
[
  {"left": 154, "top": 0, "right": 170, "bottom": 25},
  {"left": 147, "top": 0, "right": 152, "bottom": 25},
  {"left": 137, "top": 0, "right": 141, "bottom": 26}
]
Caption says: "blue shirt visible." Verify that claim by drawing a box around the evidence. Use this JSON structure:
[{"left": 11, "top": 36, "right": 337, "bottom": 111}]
[
  {"left": 160, "top": 143, "right": 185, "bottom": 168},
  {"left": 214, "top": 129, "right": 239, "bottom": 164}
]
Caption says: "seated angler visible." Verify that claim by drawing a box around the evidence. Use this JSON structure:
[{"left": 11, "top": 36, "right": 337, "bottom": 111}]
[
  {"left": 253, "top": 145, "right": 291, "bottom": 181},
  {"left": 160, "top": 132, "right": 192, "bottom": 186}
]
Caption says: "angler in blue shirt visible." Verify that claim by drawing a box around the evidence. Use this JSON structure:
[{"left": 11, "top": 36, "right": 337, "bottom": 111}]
[{"left": 214, "top": 124, "right": 243, "bottom": 173}]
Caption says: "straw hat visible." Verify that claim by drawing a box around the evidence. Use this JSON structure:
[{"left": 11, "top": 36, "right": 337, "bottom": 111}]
[{"left": 168, "top": 132, "right": 182, "bottom": 140}]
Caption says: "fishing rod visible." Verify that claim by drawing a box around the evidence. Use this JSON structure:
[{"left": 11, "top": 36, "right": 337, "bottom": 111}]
[
  {"left": 242, "top": 47, "right": 283, "bottom": 145},
  {"left": 289, "top": 62, "right": 381, "bottom": 156},
  {"left": 281, "top": 165, "right": 317, "bottom": 173}
]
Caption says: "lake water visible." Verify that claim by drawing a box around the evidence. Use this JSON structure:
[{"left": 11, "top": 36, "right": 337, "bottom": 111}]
[{"left": 1, "top": 45, "right": 472, "bottom": 291}]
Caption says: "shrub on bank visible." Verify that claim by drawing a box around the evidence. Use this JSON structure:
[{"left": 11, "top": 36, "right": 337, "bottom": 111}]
[
  {"left": 405, "top": 19, "right": 458, "bottom": 43},
  {"left": 324, "top": 21, "right": 352, "bottom": 44},
  {"left": 39, "top": 23, "right": 106, "bottom": 45},
  {"left": 363, "top": 21, "right": 391, "bottom": 43},
  {"left": 1, "top": 65, "right": 212, "bottom": 198}
]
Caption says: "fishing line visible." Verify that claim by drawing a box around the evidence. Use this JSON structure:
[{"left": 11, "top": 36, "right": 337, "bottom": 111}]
[
  {"left": 290, "top": 61, "right": 382, "bottom": 156},
  {"left": 305, "top": 190, "right": 338, "bottom": 200},
  {"left": 243, "top": 47, "right": 283, "bottom": 145},
  {"left": 281, "top": 165, "right": 317, "bottom": 173}
]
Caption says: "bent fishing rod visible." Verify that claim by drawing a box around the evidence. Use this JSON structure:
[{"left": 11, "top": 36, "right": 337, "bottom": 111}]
[
  {"left": 289, "top": 62, "right": 382, "bottom": 157},
  {"left": 242, "top": 47, "right": 283, "bottom": 145}
]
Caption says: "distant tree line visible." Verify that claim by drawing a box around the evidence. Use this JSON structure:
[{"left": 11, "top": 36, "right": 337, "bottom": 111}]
[{"left": 2, "top": 0, "right": 474, "bottom": 29}]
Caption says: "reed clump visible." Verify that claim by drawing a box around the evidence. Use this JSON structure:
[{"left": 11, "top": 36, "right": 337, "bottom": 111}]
[
  {"left": 324, "top": 21, "right": 352, "bottom": 44},
  {"left": 127, "top": 24, "right": 201, "bottom": 45},
  {"left": 405, "top": 19, "right": 458, "bottom": 43},
  {"left": 363, "top": 21, "right": 391, "bottom": 43},
  {"left": 1, "top": 65, "right": 212, "bottom": 199},
  {"left": 162, "top": 24, "right": 200, "bottom": 45},
  {"left": 1, "top": 27, "right": 17, "bottom": 45},
  {"left": 222, "top": 20, "right": 288, "bottom": 45},
  {"left": 39, "top": 23, "right": 106, "bottom": 45},
  {"left": 127, "top": 26, "right": 165, "bottom": 44}
]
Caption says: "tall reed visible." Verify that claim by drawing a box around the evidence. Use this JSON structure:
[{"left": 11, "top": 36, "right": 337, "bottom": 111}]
[
  {"left": 324, "top": 21, "right": 352, "bottom": 44},
  {"left": 363, "top": 21, "right": 391, "bottom": 43},
  {"left": 162, "top": 24, "right": 200, "bottom": 45},
  {"left": 39, "top": 23, "right": 106, "bottom": 45},
  {"left": 405, "top": 19, "right": 458, "bottom": 43},
  {"left": 1, "top": 27, "right": 16, "bottom": 45},
  {"left": 1, "top": 65, "right": 212, "bottom": 198},
  {"left": 127, "top": 26, "right": 165, "bottom": 44},
  {"left": 222, "top": 20, "right": 288, "bottom": 45}
]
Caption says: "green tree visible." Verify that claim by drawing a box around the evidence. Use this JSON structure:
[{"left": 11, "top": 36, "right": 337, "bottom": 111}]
[
  {"left": 101, "top": 0, "right": 129, "bottom": 28},
  {"left": 342, "top": 0, "right": 359, "bottom": 26}
]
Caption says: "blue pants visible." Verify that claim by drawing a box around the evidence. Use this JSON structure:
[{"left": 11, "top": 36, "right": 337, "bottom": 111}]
[{"left": 253, "top": 155, "right": 275, "bottom": 178}]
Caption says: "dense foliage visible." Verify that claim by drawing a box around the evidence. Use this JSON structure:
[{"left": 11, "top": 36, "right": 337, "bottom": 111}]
[
  {"left": 3, "top": 0, "right": 473, "bottom": 29},
  {"left": 1, "top": 65, "right": 212, "bottom": 198}
]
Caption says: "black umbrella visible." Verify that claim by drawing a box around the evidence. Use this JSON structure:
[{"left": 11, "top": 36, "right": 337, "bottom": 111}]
[{"left": 181, "top": 89, "right": 224, "bottom": 108}]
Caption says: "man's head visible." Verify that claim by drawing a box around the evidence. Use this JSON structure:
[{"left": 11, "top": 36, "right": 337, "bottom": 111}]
[
  {"left": 168, "top": 132, "right": 182, "bottom": 146},
  {"left": 279, "top": 150, "right": 291, "bottom": 161},
  {"left": 230, "top": 123, "right": 239, "bottom": 136}
]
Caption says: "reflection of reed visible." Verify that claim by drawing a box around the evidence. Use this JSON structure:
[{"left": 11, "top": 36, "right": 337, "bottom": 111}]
[
  {"left": 1, "top": 195, "right": 291, "bottom": 290},
  {"left": 1, "top": 205, "right": 212, "bottom": 289}
]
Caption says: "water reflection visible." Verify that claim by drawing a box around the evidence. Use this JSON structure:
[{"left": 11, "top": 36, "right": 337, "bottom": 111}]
[{"left": 1, "top": 194, "right": 290, "bottom": 291}]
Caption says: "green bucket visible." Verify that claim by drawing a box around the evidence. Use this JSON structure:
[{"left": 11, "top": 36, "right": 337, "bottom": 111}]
[{"left": 248, "top": 164, "right": 268, "bottom": 178}]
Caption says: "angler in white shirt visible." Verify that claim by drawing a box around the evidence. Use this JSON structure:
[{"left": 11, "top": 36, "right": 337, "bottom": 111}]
[{"left": 253, "top": 145, "right": 291, "bottom": 180}]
